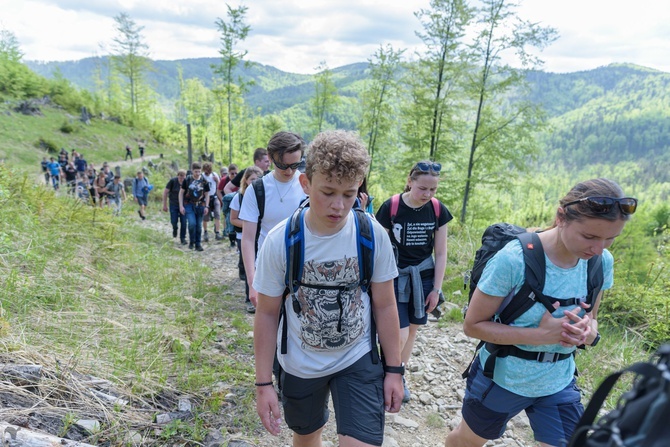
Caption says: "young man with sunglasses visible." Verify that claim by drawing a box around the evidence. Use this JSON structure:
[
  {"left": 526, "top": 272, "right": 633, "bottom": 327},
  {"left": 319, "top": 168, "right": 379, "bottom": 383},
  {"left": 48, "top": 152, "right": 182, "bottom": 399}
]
[
  {"left": 239, "top": 132, "right": 307, "bottom": 309},
  {"left": 447, "top": 178, "right": 636, "bottom": 447}
]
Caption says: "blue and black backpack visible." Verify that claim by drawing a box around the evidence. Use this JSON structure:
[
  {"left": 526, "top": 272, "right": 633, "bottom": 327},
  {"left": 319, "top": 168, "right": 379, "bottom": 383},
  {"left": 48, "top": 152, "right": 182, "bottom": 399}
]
[{"left": 278, "top": 198, "right": 380, "bottom": 364}]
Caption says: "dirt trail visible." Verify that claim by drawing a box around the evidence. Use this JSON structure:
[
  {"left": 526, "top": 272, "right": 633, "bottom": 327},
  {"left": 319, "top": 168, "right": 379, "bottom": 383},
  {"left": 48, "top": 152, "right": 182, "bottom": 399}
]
[{"left": 141, "top": 214, "right": 538, "bottom": 447}]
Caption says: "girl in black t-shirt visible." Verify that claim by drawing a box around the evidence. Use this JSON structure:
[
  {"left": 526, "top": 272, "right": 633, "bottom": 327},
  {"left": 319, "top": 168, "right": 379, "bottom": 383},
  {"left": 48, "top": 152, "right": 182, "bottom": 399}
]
[{"left": 376, "top": 161, "right": 453, "bottom": 402}]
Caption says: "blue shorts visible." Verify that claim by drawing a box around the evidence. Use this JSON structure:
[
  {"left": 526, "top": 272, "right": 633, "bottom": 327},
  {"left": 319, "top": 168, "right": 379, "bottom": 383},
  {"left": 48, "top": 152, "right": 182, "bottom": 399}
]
[
  {"left": 462, "top": 357, "right": 584, "bottom": 446},
  {"left": 280, "top": 352, "right": 384, "bottom": 446},
  {"left": 136, "top": 196, "right": 148, "bottom": 206},
  {"left": 394, "top": 277, "right": 433, "bottom": 328}
]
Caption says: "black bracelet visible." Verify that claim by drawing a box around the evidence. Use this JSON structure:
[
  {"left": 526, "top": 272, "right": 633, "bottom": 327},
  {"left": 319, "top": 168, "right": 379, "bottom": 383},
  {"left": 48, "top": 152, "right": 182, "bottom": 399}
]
[{"left": 254, "top": 381, "right": 273, "bottom": 387}]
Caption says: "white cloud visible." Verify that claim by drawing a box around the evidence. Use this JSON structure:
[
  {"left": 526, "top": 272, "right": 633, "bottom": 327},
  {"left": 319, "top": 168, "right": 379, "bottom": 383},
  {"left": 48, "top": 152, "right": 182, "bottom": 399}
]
[{"left": 1, "top": 0, "right": 669, "bottom": 74}]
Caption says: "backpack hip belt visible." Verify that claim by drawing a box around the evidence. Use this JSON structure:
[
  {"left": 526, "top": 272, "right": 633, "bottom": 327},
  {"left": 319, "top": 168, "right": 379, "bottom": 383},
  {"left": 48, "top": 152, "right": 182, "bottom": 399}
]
[{"left": 483, "top": 343, "right": 573, "bottom": 378}]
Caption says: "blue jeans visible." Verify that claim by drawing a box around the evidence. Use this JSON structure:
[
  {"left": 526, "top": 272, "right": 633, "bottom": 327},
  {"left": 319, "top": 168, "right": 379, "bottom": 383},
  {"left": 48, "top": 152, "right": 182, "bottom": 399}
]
[
  {"left": 185, "top": 203, "right": 205, "bottom": 245},
  {"left": 170, "top": 203, "right": 187, "bottom": 239}
]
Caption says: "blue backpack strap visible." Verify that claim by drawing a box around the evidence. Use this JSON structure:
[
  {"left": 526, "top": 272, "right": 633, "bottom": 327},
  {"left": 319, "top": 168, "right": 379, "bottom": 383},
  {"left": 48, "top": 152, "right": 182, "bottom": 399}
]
[
  {"left": 353, "top": 208, "right": 374, "bottom": 292},
  {"left": 280, "top": 200, "right": 310, "bottom": 355}
]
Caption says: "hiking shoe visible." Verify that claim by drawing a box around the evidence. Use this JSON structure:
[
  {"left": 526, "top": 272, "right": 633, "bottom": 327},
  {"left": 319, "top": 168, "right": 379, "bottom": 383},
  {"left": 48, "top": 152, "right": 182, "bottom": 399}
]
[
  {"left": 195, "top": 244, "right": 204, "bottom": 252},
  {"left": 402, "top": 377, "right": 411, "bottom": 403},
  {"left": 203, "top": 232, "right": 209, "bottom": 242},
  {"left": 230, "top": 240, "right": 236, "bottom": 248},
  {"left": 215, "top": 232, "right": 223, "bottom": 241},
  {"left": 138, "top": 210, "right": 142, "bottom": 219},
  {"left": 189, "top": 243, "right": 194, "bottom": 250},
  {"left": 180, "top": 238, "right": 187, "bottom": 245},
  {"left": 245, "top": 302, "right": 256, "bottom": 314},
  {"left": 173, "top": 228, "right": 178, "bottom": 238}
]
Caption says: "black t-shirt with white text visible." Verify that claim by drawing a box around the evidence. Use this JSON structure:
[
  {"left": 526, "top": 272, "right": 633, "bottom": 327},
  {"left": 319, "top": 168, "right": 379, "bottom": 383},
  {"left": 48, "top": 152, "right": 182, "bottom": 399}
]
[{"left": 376, "top": 195, "right": 453, "bottom": 270}]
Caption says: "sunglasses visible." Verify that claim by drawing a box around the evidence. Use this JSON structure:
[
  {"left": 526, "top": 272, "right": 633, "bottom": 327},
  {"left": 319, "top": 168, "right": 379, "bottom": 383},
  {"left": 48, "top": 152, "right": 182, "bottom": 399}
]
[
  {"left": 415, "top": 162, "right": 442, "bottom": 173},
  {"left": 563, "top": 196, "right": 638, "bottom": 215},
  {"left": 273, "top": 157, "right": 304, "bottom": 171}
]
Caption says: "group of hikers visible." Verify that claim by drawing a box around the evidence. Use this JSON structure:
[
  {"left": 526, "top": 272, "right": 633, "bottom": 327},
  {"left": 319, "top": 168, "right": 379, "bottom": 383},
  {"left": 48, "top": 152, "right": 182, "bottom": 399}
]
[
  {"left": 40, "top": 146, "right": 153, "bottom": 218},
  {"left": 160, "top": 129, "right": 636, "bottom": 447},
  {"left": 43, "top": 131, "right": 638, "bottom": 447}
]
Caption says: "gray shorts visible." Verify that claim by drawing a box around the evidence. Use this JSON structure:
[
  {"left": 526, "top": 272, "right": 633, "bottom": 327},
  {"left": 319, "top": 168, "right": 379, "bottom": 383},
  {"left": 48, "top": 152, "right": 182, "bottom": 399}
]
[
  {"left": 280, "top": 351, "right": 384, "bottom": 446},
  {"left": 136, "top": 196, "right": 148, "bottom": 206}
]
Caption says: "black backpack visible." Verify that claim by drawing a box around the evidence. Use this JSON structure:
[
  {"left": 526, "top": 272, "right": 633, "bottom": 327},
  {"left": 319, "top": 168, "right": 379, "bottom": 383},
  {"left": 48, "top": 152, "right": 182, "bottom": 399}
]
[
  {"left": 251, "top": 177, "right": 265, "bottom": 255},
  {"left": 568, "top": 344, "right": 670, "bottom": 447},
  {"left": 462, "top": 223, "right": 604, "bottom": 379},
  {"left": 278, "top": 199, "right": 379, "bottom": 364}
]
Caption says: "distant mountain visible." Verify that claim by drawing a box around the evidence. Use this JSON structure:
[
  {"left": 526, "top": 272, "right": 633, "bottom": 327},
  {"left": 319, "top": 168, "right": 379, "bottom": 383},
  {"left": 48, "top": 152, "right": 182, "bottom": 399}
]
[{"left": 25, "top": 58, "right": 670, "bottom": 174}]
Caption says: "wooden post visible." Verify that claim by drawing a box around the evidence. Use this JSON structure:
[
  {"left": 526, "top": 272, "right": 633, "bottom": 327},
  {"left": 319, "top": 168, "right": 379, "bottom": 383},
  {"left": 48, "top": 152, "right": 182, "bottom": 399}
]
[{"left": 187, "top": 124, "right": 193, "bottom": 170}]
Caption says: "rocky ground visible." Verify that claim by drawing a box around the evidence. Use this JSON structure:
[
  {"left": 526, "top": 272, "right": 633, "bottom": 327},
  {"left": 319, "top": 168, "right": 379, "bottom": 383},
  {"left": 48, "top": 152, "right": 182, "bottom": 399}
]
[{"left": 141, "top": 214, "right": 538, "bottom": 447}]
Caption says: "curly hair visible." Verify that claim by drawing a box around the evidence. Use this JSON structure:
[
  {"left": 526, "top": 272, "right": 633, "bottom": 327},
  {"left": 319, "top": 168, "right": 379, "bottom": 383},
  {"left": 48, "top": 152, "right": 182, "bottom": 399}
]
[{"left": 305, "top": 130, "right": 370, "bottom": 183}]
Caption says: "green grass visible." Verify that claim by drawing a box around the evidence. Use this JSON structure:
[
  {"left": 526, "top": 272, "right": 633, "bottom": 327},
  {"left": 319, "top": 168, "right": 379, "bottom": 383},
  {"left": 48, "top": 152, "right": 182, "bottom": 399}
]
[
  {"left": 0, "top": 101, "right": 184, "bottom": 174},
  {"left": 0, "top": 164, "right": 260, "bottom": 444}
]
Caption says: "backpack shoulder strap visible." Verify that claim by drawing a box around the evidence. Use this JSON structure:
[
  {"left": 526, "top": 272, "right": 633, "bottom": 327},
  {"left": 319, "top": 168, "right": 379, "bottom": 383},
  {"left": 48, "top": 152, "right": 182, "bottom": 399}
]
[
  {"left": 389, "top": 194, "right": 401, "bottom": 223},
  {"left": 284, "top": 200, "right": 309, "bottom": 294},
  {"left": 585, "top": 254, "right": 603, "bottom": 310},
  {"left": 497, "top": 232, "right": 555, "bottom": 324},
  {"left": 252, "top": 177, "right": 265, "bottom": 222},
  {"left": 431, "top": 197, "right": 440, "bottom": 219},
  {"left": 353, "top": 208, "right": 374, "bottom": 293}
]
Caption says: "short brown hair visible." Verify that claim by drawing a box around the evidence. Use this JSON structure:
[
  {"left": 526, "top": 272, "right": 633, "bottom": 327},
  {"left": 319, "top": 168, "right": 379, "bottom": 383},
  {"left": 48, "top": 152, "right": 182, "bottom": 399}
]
[
  {"left": 191, "top": 162, "right": 202, "bottom": 170},
  {"left": 267, "top": 132, "right": 304, "bottom": 161},
  {"left": 305, "top": 130, "right": 370, "bottom": 183}
]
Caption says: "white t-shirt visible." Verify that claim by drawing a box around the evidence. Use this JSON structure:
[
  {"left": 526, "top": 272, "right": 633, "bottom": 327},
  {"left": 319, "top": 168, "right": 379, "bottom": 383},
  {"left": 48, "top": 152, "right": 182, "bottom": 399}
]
[
  {"left": 229, "top": 192, "right": 243, "bottom": 240},
  {"left": 202, "top": 172, "right": 220, "bottom": 202},
  {"left": 254, "top": 211, "right": 398, "bottom": 379},
  {"left": 238, "top": 171, "right": 305, "bottom": 251}
]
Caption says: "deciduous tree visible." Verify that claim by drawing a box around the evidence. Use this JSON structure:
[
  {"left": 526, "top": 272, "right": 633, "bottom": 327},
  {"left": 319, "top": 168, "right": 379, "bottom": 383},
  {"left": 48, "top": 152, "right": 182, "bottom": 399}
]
[
  {"left": 311, "top": 61, "right": 339, "bottom": 134},
  {"left": 213, "top": 4, "right": 252, "bottom": 164},
  {"left": 459, "top": 0, "right": 557, "bottom": 222}
]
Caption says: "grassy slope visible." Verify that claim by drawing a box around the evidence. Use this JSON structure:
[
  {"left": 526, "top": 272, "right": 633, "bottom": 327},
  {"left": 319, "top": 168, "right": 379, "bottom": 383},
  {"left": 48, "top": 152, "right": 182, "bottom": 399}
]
[{"left": 0, "top": 100, "right": 182, "bottom": 175}]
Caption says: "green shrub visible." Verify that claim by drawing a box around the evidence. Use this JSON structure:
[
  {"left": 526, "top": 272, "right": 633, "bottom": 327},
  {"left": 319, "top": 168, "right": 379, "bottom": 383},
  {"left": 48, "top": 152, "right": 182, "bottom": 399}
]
[
  {"left": 60, "top": 121, "right": 74, "bottom": 133},
  {"left": 36, "top": 137, "right": 58, "bottom": 153}
]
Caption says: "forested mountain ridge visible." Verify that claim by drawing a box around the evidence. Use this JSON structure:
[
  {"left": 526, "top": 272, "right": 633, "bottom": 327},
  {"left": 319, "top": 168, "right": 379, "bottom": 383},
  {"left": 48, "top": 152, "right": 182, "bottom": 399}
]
[
  {"left": 527, "top": 64, "right": 670, "bottom": 172},
  {"left": 26, "top": 58, "right": 670, "bottom": 174}
]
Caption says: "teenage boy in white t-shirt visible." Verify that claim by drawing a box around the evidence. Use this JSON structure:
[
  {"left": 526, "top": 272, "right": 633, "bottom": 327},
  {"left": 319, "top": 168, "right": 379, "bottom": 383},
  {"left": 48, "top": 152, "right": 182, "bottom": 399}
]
[
  {"left": 239, "top": 132, "right": 307, "bottom": 307},
  {"left": 253, "top": 130, "right": 404, "bottom": 447}
]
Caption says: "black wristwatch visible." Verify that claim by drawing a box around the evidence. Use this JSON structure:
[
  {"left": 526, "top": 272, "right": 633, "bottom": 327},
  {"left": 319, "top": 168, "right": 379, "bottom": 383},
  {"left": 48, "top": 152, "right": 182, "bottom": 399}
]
[
  {"left": 383, "top": 363, "right": 405, "bottom": 375},
  {"left": 590, "top": 332, "right": 601, "bottom": 347}
]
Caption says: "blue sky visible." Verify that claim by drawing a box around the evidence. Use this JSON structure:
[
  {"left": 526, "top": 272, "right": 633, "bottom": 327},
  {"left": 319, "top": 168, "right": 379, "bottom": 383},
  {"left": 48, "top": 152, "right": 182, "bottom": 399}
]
[{"left": 1, "top": 0, "right": 668, "bottom": 74}]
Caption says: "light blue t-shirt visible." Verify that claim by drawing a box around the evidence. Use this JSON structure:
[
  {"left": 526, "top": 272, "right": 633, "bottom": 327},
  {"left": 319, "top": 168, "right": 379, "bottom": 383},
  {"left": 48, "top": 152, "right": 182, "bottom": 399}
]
[{"left": 477, "top": 239, "right": 614, "bottom": 397}]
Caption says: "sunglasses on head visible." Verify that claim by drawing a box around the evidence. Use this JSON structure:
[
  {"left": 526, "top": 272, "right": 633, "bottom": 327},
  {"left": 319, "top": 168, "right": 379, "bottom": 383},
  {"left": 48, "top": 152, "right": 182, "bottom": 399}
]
[
  {"left": 273, "top": 157, "right": 304, "bottom": 171},
  {"left": 415, "top": 162, "right": 442, "bottom": 173},
  {"left": 563, "top": 196, "right": 638, "bottom": 215}
]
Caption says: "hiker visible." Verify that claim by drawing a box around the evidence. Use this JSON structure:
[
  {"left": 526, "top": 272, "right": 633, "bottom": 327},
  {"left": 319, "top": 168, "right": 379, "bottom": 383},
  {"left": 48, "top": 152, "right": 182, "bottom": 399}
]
[
  {"left": 376, "top": 161, "right": 453, "bottom": 402},
  {"left": 229, "top": 166, "right": 263, "bottom": 313},
  {"left": 201, "top": 162, "right": 222, "bottom": 242},
  {"left": 445, "top": 178, "right": 637, "bottom": 447},
  {"left": 125, "top": 145, "right": 133, "bottom": 161},
  {"left": 223, "top": 147, "right": 271, "bottom": 194},
  {"left": 253, "top": 130, "right": 404, "bottom": 446},
  {"left": 94, "top": 170, "right": 109, "bottom": 207},
  {"left": 76, "top": 174, "right": 91, "bottom": 203},
  {"left": 218, "top": 164, "right": 238, "bottom": 247},
  {"left": 239, "top": 132, "right": 306, "bottom": 309},
  {"left": 63, "top": 161, "right": 78, "bottom": 195},
  {"left": 138, "top": 142, "right": 145, "bottom": 160},
  {"left": 132, "top": 171, "right": 150, "bottom": 220},
  {"left": 105, "top": 175, "right": 127, "bottom": 216},
  {"left": 179, "top": 162, "right": 210, "bottom": 251},
  {"left": 40, "top": 157, "right": 50, "bottom": 184},
  {"left": 74, "top": 153, "right": 87, "bottom": 174},
  {"left": 46, "top": 157, "right": 62, "bottom": 190},
  {"left": 162, "top": 170, "right": 188, "bottom": 244}
]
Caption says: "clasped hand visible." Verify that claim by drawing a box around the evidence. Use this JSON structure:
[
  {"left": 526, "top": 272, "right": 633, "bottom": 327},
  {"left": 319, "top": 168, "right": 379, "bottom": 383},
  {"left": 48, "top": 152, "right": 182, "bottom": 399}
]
[{"left": 539, "top": 302, "right": 591, "bottom": 347}]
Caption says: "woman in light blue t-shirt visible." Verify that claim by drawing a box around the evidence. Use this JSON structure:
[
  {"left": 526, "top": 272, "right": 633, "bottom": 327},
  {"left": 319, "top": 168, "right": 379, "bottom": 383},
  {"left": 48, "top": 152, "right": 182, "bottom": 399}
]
[{"left": 446, "top": 178, "right": 637, "bottom": 447}]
